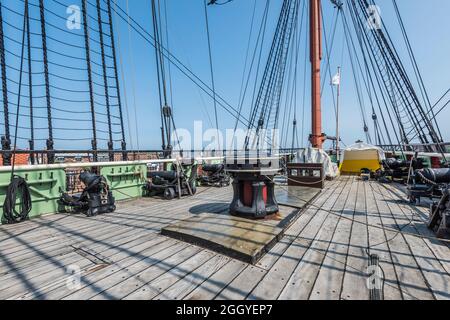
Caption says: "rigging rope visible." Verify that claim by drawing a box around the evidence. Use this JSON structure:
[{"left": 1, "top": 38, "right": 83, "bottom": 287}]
[
  {"left": 82, "top": 0, "right": 98, "bottom": 160},
  {"left": 11, "top": 0, "right": 28, "bottom": 174},
  {"left": 2, "top": 0, "right": 32, "bottom": 225},
  {"left": 244, "top": 0, "right": 300, "bottom": 151},
  {"left": 342, "top": 1, "right": 406, "bottom": 154},
  {"left": 0, "top": 3, "right": 11, "bottom": 165},
  {"left": 230, "top": 0, "right": 270, "bottom": 150},
  {"left": 237, "top": 0, "right": 257, "bottom": 114},
  {"left": 348, "top": 0, "right": 443, "bottom": 154},
  {"left": 112, "top": 0, "right": 134, "bottom": 151},
  {"left": 96, "top": 0, "right": 114, "bottom": 160},
  {"left": 124, "top": 0, "right": 140, "bottom": 152},
  {"left": 107, "top": 0, "right": 127, "bottom": 161},
  {"left": 391, "top": 0, "right": 443, "bottom": 141},
  {"left": 25, "top": 0, "right": 34, "bottom": 163},
  {"left": 341, "top": 7, "right": 371, "bottom": 143},
  {"left": 0, "top": 0, "right": 127, "bottom": 152},
  {"left": 162, "top": 0, "right": 174, "bottom": 112},
  {"left": 151, "top": 0, "right": 172, "bottom": 156},
  {"left": 203, "top": 0, "right": 221, "bottom": 152},
  {"left": 107, "top": 0, "right": 253, "bottom": 130},
  {"left": 39, "top": 0, "right": 54, "bottom": 163}
]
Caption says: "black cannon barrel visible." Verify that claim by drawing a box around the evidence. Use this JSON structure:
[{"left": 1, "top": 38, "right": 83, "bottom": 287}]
[
  {"left": 384, "top": 158, "right": 424, "bottom": 170},
  {"left": 416, "top": 168, "right": 450, "bottom": 184},
  {"left": 80, "top": 172, "right": 102, "bottom": 186},
  {"left": 149, "top": 171, "right": 178, "bottom": 181},
  {"left": 202, "top": 164, "right": 224, "bottom": 173}
]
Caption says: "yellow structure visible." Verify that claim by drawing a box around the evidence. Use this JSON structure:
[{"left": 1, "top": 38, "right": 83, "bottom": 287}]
[{"left": 339, "top": 142, "right": 385, "bottom": 174}]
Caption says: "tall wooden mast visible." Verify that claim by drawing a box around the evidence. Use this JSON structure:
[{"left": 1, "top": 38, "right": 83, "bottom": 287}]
[{"left": 309, "top": 0, "right": 324, "bottom": 149}]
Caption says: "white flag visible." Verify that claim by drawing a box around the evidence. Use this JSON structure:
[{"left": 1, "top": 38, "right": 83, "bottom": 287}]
[{"left": 332, "top": 73, "right": 340, "bottom": 86}]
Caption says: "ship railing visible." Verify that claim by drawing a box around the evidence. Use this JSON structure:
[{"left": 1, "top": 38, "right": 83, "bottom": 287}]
[
  {"left": 378, "top": 143, "right": 450, "bottom": 158},
  {"left": 0, "top": 152, "right": 232, "bottom": 223}
]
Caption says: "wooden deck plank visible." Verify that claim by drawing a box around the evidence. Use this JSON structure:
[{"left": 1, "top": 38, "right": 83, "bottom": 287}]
[
  {"left": 0, "top": 190, "right": 227, "bottom": 273},
  {"left": 1, "top": 221, "right": 138, "bottom": 264},
  {"left": 0, "top": 200, "right": 169, "bottom": 258},
  {"left": 8, "top": 234, "right": 172, "bottom": 300},
  {"left": 1, "top": 225, "right": 161, "bottom": 285},
  {"left": 256, "top": 179, "right": 341, "bottom": 271},
  {"left": 248, "top": 177, "right": 352, "bottom": 300},
  {"left": 124, "top": 250, "right": 216, "bottom": 300},
  {"left": 0, "top": 199, "right": 155, "bottom": 247},
  {"left": 0, "top": 186, "right": 227, "bottom": 244},
  {"left": 63, "top": 241, "right": 189, "bottom": 300},
  {"left": 280, "top": 176, "right": 357, "bottom": 300},
  {"left": 155, "top": 255, "right": 230, "bottom": 300},
  {"left": 376, "top": 183, "right": 450, "bottom": 300},
  {"left": 382, "top": 183, "right": 450, "bottom": 274},
  {"left": 363, "top": 181, "right": 403, "bottom": 300},
  {"left": 0, "top": 179, "right": 449, "bottom": 301},
  {"left": 339, "top": 179, "right": 371, "bottom": 300},
  {"left": 214, "top": 265, "right": 267, "bottom": 300},
  {"left": 2, "top": 188, "right": 229, "bottom": 300},
  {"left": 0, "top": 222, "right": 144, "bottom": 272},
  {"left": 307, "top": 177, "right": 359, "bottom": 300},
  {"left": 184, "top": 259, "right": 248, "bottom": 300},
  {"left": 7, "top": 232, "right": 161, "bottom": 300},
  {"left": 162, "top": 204, "right": 303, "bottom": 264},
  {"left": 371, "top": 182, "right": 435, "bottom": 300},
  {"left": 0, "top": 187, "right": 226, "bottom": 246},
  {"left": 16, "top": 235, "right": 178, "bottom": 300},
  {"left": 92, "top": 245, "right": 203, "bottom": 300},
  {"left": 15, "top": 237, "right": 177, "bottom": 300}
]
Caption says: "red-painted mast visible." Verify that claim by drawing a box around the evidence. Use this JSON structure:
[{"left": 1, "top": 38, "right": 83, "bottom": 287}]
[{"left": 309, "top": 0, "right": 324, "bottom": 149}]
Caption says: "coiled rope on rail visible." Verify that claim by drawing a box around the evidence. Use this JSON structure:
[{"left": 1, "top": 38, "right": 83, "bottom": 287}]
[
  {"left": 2, "top": 176, "right": 32, "bottom": 224},
  {"left": 2, "top": 1, "right": 32, "bottom": 225}
]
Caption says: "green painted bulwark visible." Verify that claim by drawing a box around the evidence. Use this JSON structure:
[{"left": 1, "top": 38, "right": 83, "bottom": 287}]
[
  {"left": 0, "top": 164, "right": 149, "bottom": 224},
  {"left": 0, "top": 168, "right": 66, "bottom": 224},
  {"left": 101, "top": 164, "right": 148, "bottom": 201}
]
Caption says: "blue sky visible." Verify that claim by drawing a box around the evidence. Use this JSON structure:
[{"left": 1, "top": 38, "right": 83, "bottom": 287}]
[{"left": 2, "top": 0, "right": 450, "bottom": 150}]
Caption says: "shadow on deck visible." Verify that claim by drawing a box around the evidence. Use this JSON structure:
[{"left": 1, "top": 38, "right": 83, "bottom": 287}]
[{"left": 0, "top": 176, "right": 448, "bottom": 300}]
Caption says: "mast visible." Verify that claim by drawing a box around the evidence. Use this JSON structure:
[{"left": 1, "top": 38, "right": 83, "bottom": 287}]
[{"left": 309, "top": 0, "right": 324, "bottom": 149}]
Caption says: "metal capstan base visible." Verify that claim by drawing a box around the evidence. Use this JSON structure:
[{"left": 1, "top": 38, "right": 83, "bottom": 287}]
[{"left": 225, "top": 155, "right": 280, "bottom": 219}]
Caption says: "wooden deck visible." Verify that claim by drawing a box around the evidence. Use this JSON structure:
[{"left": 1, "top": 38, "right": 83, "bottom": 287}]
[{"left": 0, "top": 176, "right": 449, "bottom": 300}]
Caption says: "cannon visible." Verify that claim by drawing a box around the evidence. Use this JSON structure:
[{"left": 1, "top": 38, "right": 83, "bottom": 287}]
[
  {"left": 145, "top": 163, "right": 198, "bottom": 200},
  {"left": 59, "top": 172, "right": 116, "bottom": 217},
  {"left": 379, "top": 158, "right": 425, "bottom": 183},
  {"left": 407, "top": 168, "right": 450, "bottom": 203},
  {"left": 429, "top": 186, "right": 450, "bottom": 239},
  {"left": 415, "top": 168, "right": 450, "bottom": 184},
  {"left": 197, "top": 164, "right": 231, "bottom": 187}
]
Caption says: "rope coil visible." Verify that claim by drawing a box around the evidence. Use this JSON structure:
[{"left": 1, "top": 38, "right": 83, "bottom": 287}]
[{"left": 2, "top": 175, "right": 32, "bottom": 224}]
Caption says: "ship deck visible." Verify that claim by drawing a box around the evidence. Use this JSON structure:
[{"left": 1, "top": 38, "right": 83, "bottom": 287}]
[{"left": 0, "top": 176, "right": 449, "bottom": 300}]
